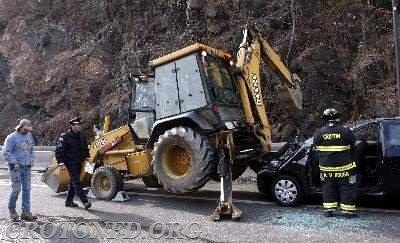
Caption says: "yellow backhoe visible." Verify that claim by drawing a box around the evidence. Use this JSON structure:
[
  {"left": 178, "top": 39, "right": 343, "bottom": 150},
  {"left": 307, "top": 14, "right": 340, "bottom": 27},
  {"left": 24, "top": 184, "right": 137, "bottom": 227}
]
[{"left": 42, "top": 24, "right": 302, "bottom": 220}]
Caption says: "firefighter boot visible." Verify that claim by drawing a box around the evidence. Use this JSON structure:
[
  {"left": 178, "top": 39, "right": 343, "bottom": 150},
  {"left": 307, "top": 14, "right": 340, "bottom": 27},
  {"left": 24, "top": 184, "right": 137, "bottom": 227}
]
[
  {"left": 342, "top": 210, "right": 357, "bottom": 219},
  {"left": 323, "top": 210, "right": 335, "bottom": 217}
]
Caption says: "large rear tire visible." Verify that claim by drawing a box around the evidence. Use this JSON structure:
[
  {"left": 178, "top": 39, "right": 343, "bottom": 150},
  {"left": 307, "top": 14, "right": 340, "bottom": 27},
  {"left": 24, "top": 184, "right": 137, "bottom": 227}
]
[
  {"left": 90, "top": 165, "right": 123, "bottom": 200},
  {"left": 151, "top": 127, "right": 215, "bottom": 193}
]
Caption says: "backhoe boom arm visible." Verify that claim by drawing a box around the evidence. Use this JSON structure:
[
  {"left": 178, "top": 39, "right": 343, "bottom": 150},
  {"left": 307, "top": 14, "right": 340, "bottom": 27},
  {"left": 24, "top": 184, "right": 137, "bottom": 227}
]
[{"left": 235, "top": 25, "right": 302, "bottom": 154}]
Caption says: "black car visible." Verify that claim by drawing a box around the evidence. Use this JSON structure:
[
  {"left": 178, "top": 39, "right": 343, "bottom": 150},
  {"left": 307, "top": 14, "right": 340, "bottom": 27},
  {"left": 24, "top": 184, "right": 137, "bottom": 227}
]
[{"left": 257, "top": 118, "right": 400, "bottom": 206}]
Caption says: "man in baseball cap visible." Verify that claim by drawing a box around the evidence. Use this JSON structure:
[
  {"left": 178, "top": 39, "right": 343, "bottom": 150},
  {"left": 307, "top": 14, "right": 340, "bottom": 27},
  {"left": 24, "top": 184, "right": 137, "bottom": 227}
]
[
  {"left": 15, "top": 119, "right": 33, "bottom": 131},
  {"left": 1, "top": 119, "right": 37, "bottom": 221}
]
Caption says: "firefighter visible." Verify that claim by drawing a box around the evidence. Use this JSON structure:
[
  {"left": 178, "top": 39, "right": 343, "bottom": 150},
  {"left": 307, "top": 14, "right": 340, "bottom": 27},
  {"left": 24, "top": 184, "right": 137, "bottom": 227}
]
[
  {"left": 55, "top": 117, "right": 92, "bottom": 210},
  {"left": 313, "top": 108, "right": 357, "bottom": 218}
]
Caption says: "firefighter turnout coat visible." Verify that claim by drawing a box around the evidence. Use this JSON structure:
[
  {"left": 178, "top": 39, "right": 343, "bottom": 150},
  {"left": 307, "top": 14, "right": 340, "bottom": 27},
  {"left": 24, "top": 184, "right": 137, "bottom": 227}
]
[{"left": 313, "top": 123, "right": 356, "bottom": 175}]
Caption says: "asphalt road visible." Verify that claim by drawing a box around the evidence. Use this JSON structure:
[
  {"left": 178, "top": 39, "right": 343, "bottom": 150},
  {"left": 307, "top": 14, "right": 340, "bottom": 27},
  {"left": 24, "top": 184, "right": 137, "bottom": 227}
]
[{"left": 0, "top": 170, "right": 399, "bottom": 242}]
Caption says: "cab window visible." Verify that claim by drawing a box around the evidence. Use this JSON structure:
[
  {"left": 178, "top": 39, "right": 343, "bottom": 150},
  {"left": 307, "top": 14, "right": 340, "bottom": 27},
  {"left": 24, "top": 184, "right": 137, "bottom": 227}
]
[
  {"left": 131, "top": 80, "right": 155, "bottom": 139},
  {"left": 203, "top": 56, "right": 239, "bottom": 105}
]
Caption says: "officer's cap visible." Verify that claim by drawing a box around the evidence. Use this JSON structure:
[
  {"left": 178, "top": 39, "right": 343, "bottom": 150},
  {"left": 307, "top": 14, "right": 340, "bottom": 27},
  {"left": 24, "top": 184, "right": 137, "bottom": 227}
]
[{"left": 69, "top": 117, "right": 82, "bottom": 125}]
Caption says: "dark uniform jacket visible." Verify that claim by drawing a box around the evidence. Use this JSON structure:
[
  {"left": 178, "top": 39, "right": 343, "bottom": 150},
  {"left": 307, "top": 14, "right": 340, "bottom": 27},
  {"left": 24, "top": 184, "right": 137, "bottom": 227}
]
[
  {"left": 55, "top": 129, "right": 89, "bottom": 166},
  {"left": 313, "top": 123, "right": 356, "bottom": 173}
]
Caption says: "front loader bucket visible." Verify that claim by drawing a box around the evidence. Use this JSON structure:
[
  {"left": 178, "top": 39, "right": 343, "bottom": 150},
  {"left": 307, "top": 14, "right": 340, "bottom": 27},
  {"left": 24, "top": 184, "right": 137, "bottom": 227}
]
[
  {"left": 41, "top": 164, "right": 70, "bottom": 193},
  {"left": 41, "top": 157, "right": 92, "bottom": 193}
]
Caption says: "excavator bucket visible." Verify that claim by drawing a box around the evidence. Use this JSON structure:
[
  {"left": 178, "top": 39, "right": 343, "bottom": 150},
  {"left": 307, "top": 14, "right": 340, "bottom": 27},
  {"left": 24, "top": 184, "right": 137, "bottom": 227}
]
[
  {"left": 41, "top": 166, "right": 69, "bottom": 193},
  {"left": 41, "top": 157, "right": 91, "bottom": 193}
]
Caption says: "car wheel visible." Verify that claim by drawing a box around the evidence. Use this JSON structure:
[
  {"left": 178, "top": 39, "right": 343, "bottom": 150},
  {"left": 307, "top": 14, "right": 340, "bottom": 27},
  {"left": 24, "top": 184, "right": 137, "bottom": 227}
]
[{"left": 271, "top": 175, "right": 303, "bottom": 206}]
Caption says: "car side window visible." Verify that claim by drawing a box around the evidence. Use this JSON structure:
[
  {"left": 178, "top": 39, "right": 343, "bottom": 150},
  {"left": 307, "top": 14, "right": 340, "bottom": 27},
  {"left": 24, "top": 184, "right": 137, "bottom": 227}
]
[{"left": 384, "top": 124, "right": 400, "bottom": 146}]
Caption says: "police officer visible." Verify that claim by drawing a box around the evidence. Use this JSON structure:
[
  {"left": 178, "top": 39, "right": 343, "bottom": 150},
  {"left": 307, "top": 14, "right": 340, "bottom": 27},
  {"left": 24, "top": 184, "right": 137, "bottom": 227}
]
[
  {"left": 313, "top": 108, "right": 357, "bottom": 218},
  {"left": 55, "top": 117, "right": 92, "bottom": 210}
]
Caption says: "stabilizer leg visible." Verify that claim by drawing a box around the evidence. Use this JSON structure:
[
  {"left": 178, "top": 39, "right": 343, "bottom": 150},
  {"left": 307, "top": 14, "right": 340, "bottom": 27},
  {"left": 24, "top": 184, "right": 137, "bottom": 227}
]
[{"left": 211, "top": 137, "right": 242, "bottom": 221}]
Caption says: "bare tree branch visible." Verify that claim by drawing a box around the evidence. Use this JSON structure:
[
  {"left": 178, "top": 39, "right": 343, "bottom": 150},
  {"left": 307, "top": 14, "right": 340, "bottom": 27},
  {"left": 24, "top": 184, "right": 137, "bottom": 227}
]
[{"left": 286, "top": 0, "right": 296, "bottom": 66}]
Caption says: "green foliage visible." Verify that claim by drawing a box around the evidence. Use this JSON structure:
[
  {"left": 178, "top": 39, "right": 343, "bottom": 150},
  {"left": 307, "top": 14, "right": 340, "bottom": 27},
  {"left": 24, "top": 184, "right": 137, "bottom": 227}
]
[{"left": 371, "top": 0, "right": 392, "bottom": 9}]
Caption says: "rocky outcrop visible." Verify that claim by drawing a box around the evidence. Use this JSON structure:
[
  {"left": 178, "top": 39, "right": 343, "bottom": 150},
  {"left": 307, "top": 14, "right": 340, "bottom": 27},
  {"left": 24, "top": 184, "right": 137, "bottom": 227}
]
[{"left": 0, "top": 0, "right": 396, "bottom": 144}]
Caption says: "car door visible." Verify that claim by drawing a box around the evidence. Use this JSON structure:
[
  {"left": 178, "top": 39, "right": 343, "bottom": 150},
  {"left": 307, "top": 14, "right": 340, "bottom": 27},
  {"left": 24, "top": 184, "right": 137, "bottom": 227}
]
[{"left": 382, "top": 121, "right": 400, "bottom": 192}]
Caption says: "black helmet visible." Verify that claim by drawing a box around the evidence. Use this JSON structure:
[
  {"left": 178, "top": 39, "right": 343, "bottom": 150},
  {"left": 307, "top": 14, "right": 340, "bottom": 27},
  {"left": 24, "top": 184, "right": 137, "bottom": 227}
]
[{"left": 322, "top": 108, "right": 341, "bottom": 121}]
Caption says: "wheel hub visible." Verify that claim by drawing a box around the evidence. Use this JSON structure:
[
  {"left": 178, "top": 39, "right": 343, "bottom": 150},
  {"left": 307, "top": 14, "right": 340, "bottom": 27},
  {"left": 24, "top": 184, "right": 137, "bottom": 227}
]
[
  {"left": 97, "top": 175, "right": 111, "bottom": 192},
  {"left": 162, "top": 144, "right": 191, "bottom": 179},
  {"left": 275, "top": 179, "right": 297, "bottom": 203}
]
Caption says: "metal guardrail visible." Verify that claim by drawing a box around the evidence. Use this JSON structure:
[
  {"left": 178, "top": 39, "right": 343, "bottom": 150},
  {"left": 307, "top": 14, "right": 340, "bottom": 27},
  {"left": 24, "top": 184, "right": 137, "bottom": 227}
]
[
  {"left": 0, "top": 146, "right": 55, "bottom": 171},
  {"left": 0, "top": 146, "right": 56, "bottom": 151}
]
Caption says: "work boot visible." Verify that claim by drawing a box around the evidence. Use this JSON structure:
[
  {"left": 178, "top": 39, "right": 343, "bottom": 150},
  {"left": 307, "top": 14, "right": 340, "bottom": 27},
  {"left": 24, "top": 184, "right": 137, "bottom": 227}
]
[
  {"left": 65, "top": 201, "right": 79, "bottom": 207},
  {"left": 9, "top": 209, "right": 20, "bottom": 221},
  {"left": 84, "top": 202, "right": 92, "bottom": 210},
  {"left": 323, "top": 210, "right": 335, "bottom": 217},
  {"left": 21, "top": 212, "right": 38, "bottom": 221}
]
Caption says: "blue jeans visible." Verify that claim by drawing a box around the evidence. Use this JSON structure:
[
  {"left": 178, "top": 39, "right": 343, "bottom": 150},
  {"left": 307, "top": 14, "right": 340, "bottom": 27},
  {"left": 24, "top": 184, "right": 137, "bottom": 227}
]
[{"left": 8, "top": 165, "right": 31, "bottom": 213}]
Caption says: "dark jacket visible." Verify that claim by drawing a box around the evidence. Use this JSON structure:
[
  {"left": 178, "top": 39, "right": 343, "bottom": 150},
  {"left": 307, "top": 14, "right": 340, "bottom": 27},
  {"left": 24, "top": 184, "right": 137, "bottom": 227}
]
[
  {"left": 313, "top": 123, "right": 356, "bottom": 172},
  {"left": 55, "top": 129, "right": 89, "bottom": 166}
]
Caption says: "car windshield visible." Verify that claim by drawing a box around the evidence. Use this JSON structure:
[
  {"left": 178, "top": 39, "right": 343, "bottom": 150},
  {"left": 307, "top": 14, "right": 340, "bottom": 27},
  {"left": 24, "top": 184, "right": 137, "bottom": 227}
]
[{"left": 203, "top": 56, "right": 239, "bottom": 105}]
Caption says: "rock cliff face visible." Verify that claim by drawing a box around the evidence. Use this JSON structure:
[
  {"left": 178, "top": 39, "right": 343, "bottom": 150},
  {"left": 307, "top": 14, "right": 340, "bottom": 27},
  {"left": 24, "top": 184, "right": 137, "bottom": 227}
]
[{"left": 0, "top": 0, "right": 396, "bottom": 144}]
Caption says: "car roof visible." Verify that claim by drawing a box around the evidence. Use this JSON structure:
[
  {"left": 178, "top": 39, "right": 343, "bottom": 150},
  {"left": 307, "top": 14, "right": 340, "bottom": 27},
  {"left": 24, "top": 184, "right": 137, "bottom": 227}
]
[{"left": 347, "top": 118, "right": 400, "bottom": 130}]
